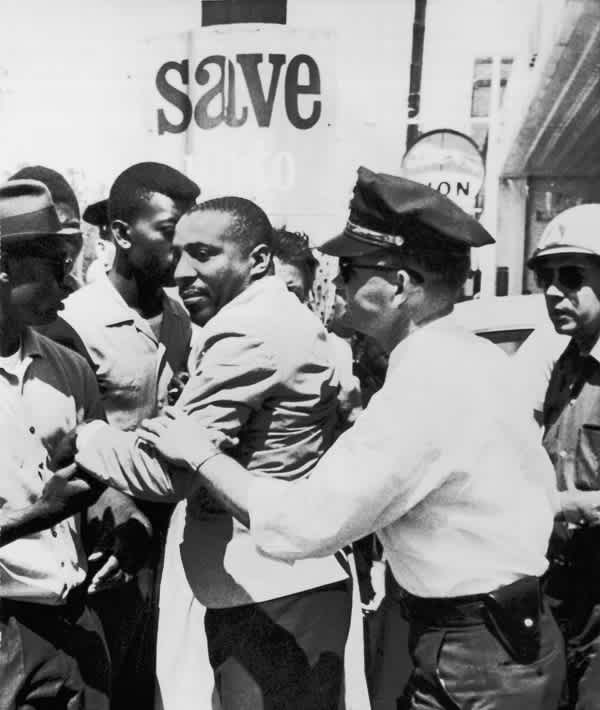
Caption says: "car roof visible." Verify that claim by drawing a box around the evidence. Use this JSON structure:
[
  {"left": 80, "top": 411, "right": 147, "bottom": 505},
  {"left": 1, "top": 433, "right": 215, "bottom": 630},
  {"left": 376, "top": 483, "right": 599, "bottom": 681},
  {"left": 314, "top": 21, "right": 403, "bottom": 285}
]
[{"left": 453, "top": 294, "right": 548, "bottom": 334}]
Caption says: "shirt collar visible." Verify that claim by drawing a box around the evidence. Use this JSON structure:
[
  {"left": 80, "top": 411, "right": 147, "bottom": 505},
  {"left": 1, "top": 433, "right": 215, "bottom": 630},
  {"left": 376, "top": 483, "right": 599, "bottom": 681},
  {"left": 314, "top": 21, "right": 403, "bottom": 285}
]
[
  {"left": 89, "top": 274, "right": 136, "bottom": 327},
  {"left": 89, "top": 274, "right": 185, "bottom": 331},
  {"left": 217, "top": 275, "right": 287, "bottom": 317},
  {"left": 387, "top": 311, "right": 458, "bottom": 373},
  {"left": 586, "top": 337, "right": 600, "bottom": 365},
  {"left": 21, "top": 327, "right": 44, "bottom": 359}
]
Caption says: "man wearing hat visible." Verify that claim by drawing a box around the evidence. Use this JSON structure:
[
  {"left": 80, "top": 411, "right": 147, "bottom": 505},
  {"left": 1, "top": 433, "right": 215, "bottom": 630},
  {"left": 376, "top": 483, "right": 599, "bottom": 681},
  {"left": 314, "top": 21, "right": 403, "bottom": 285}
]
[
  {"left": 524, "top": 204, "right": 600, "bottom": 709},
  {"left": 133, "top": 168, "right": 566, "bottom": 708},
  {"left": 0, "top": 179, "right": 110, "bottom": 707},
  {"left": 60, "top": 162, "right": 199, "bottom": 709}
]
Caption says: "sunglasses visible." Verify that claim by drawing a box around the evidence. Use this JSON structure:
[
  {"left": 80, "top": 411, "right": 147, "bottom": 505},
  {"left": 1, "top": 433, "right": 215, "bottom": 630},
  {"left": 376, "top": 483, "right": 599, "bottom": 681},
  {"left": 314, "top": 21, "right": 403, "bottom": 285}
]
[
  {"left": 38, "top": 255, "right": 75, "bottom": 284},
  {"left": 338, "top": 258, "right": 424, "bottom": 285},
  {"left": 534, "top": 265, "right": 586, "bottom": 292}
]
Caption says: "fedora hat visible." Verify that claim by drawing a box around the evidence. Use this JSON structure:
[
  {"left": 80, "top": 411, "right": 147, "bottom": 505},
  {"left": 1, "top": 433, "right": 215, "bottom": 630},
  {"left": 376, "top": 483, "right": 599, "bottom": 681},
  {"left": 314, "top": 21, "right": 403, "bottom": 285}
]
[{"left": 0, "top": 179, "right": 63, "bottom": 245}]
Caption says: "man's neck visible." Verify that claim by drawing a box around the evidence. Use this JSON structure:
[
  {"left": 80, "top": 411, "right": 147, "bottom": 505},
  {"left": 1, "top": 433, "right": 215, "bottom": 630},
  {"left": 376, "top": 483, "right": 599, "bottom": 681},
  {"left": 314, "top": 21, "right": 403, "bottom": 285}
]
[
  {"left": 108, "top": 266, "right": 164, "bottom": 320},
  {"left": 378, "top": 304, "right": 453, "bottom": 353}
]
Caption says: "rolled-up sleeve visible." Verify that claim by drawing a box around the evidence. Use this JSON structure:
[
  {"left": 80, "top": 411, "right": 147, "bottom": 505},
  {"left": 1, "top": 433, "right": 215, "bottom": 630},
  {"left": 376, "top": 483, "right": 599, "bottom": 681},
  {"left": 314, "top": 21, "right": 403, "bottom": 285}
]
[
  {"left": 77, "top": 330, "right": 279, "bottom": 500},
  {"left": 248, "top": 364, "right": 451, "bottom": 561},
  {"left": 76, "top": 421, "right": 196, "bottom": 502},
  {"left": 180, "top": 329, "right": 278, "bottom": 435}
]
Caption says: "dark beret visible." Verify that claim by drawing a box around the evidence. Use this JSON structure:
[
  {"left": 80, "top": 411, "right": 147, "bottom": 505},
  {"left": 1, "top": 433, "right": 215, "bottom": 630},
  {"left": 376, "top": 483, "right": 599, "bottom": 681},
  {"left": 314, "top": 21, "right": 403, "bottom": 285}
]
[
  {"left": 320, "top": 166, "right": 494, "bottom": 257},
  {"left": 83, "top": 199, "right": 109, "bottom": 227}
]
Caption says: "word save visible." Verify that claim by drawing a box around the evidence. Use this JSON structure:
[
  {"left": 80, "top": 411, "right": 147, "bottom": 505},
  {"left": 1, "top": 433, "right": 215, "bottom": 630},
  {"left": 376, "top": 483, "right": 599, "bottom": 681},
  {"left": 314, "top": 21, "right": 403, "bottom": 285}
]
[{"left": 156, "top": 53, "right": 322, "bottom": 134}]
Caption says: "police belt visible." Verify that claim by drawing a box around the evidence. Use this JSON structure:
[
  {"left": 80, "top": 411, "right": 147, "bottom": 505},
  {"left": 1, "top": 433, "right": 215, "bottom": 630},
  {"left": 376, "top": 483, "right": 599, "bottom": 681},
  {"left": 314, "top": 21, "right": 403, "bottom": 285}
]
[{"left": 394, "top": 576, "right": 543, "bottom": 664}]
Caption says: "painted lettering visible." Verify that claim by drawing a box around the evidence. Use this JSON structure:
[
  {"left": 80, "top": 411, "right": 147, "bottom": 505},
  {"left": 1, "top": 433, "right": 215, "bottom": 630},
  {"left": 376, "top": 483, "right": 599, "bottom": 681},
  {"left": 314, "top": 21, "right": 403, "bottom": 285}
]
[{"left": 156, "top": 60, "right": 192, "bottom": 135}]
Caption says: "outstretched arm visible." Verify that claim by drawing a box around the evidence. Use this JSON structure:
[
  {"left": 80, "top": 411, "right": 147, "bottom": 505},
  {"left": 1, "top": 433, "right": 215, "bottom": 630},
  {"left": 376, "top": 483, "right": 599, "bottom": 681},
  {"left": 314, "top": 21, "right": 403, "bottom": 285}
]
[{"left": 0, "top": 461, "right": 104, "bottom": 547}]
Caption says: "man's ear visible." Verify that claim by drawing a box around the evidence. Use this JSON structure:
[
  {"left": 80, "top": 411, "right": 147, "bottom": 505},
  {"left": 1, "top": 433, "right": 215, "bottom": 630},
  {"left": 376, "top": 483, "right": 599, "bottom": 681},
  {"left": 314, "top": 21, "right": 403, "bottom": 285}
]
[
  {"left": 249, "top": 243, "right": 272, "bottom": 279},
  {"left": 111, "top": 220, "right": 131, "bottom": 250},
  {"left": 392, "top": 269, "right": 416, "bottom": 306}
]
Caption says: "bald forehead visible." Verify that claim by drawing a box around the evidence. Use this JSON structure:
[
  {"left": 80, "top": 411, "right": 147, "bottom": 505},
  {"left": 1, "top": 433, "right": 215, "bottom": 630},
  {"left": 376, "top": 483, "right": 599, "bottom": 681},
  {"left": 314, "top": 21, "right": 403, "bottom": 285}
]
[{"left": 174, "top": 209, "right": 235, "bottom": 248}]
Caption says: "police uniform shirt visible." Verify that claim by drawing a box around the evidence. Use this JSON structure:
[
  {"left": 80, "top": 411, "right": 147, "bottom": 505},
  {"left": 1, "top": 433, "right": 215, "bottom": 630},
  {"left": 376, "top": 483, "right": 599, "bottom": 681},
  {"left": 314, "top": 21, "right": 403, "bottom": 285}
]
[
  {"left": 247, "top": 315, "right": 558, "bottom": 598},
  {"left": 542, "top": 337, "right": 600, "bottom": 492},
  {"left": 0, "top": 329, "right": 101, "bottom": 603}
]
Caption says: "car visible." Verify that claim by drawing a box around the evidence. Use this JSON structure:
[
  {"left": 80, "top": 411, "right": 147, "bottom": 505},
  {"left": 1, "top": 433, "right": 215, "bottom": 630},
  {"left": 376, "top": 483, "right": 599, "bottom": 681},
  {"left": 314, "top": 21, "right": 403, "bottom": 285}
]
[{"left": 453, "top": 293, "right": 552, "bottom": 354}]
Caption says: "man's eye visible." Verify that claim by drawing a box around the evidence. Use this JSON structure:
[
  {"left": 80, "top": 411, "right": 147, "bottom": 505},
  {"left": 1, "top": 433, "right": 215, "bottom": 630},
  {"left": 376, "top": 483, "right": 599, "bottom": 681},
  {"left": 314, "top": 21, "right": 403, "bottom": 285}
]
[{"left": 186, "top": 247, "right": 211, "bottom": 261}]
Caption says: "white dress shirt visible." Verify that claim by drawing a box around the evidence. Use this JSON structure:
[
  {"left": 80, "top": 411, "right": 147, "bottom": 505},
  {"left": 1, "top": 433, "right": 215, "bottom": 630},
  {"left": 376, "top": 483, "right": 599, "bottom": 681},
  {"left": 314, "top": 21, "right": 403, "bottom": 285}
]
[
  {"left": 0, "top": 329, "right": 102, "bottom": 603},
  {"left": 248, "top": 315, "right": 558, "bottom": 598}
]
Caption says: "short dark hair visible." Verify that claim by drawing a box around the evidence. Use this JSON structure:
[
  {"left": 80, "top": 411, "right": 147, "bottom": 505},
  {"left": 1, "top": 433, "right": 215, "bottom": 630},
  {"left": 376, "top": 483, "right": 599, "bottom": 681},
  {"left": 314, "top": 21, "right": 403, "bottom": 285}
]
[
  {"left": 272, "top": 228, "right": 319, "bottom": 291},
  {"left": 9, "top": 166, "right": 80, "bottom": 220},
  {"left": 391, "top": 226, "right": 471, "bottom": 293},
  {"left": 109, "top": 162, "right": 200, "bottom": 224},
  {"left": 190, "top": 196, "right": 273, "bottom": 256}
]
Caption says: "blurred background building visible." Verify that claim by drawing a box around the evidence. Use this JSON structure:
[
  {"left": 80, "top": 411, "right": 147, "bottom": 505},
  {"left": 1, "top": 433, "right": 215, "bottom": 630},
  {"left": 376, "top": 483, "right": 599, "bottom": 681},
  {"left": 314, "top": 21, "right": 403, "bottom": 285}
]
[{"left": 1, "top": 0, "right": 595, "bottom": 299}]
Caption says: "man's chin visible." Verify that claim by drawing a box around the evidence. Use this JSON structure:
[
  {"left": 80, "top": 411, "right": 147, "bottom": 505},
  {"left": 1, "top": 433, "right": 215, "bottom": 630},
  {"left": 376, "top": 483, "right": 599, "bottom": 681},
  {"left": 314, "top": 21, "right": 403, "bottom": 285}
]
[
  {"left": 186, "top": 302, "right": 216, "bottom": 327},
  {"left": 550, "top": 315, "right": 577, "bottom": 336}
]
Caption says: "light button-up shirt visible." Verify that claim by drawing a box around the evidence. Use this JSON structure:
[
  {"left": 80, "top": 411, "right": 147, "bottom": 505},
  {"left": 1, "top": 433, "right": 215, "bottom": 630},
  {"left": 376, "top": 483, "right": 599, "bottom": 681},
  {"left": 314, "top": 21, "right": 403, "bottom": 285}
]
[
  {"left": 0, "top": 329, "right": 102, "bottom": 604},
  {"left": 248, "top": 316, "right": 558, "bottom": 598}
]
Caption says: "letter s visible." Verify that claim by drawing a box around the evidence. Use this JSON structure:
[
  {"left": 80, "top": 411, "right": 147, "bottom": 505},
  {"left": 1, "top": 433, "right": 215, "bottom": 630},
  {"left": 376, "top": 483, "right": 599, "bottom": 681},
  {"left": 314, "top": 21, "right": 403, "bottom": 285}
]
[{"left": 156, "top": 60, "right": 192, "bottom": 135}]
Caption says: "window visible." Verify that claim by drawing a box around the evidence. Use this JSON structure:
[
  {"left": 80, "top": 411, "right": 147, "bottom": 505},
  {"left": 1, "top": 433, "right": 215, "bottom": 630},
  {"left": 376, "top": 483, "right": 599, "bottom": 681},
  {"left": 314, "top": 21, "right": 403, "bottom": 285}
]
[{"left": 470, "top": 57, "right": 513, "bottom": 118}]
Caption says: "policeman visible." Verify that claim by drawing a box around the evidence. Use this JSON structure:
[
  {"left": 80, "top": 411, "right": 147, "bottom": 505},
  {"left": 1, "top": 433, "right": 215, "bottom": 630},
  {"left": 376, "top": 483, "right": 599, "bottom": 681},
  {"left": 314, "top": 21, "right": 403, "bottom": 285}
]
[
  {"left": 137, "top": 167, "right": 567, "bottom": 710},
  {"left": 527, "top": 204, "right": 600, "bottom": 710}
]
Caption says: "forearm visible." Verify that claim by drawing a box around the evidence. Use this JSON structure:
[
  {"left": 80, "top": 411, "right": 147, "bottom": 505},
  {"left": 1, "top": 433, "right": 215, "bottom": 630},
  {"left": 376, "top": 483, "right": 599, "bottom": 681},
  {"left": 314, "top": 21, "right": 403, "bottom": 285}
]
[
  {"left": 0, "top": 465, "right": 103, "bottom": 547},
  {"left": 196, "top": 453, "right": 251, "bottom": 528},
  {"left": 76, "top": 422, "right": 195, "bottom": 502}
]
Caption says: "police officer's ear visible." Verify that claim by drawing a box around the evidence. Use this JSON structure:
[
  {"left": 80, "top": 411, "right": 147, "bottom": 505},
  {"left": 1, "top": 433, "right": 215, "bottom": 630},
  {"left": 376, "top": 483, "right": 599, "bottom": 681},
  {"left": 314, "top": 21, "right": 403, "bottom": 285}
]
[
  {"left": 248, "top": 243, "right": 272, "bottom": 280},
  {"left": 393, "top": 269, "right": 422, "bottom": 306},
  {"left": 111, "top": 220, "right": 132, "bottom": 250}
]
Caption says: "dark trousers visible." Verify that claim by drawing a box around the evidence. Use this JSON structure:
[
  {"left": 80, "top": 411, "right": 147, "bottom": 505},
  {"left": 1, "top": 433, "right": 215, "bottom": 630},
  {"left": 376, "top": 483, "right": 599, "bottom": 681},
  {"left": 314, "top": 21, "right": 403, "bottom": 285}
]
[
  {"left": 89, "top": 575, "right": 156, "bottom": 710},
  {"left": 0, "top": 598, "right": 110, "bottom": 710},
  {"left": 545, "top": 527, "right": 600, "bottom": 709},
  {"left": 204, "top": 580, "right": 352, "bottom": 710},
  {"left": 546, "top": 574, "right": 600, "bottom": 709},
  {"left": 399, "top": 603, "right": 565, "bottom": 710}
]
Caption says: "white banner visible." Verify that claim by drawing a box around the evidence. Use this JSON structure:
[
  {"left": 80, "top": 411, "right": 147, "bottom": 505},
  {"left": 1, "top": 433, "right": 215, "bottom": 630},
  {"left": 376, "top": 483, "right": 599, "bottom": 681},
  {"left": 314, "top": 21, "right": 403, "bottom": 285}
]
[{"left": 147, "top": 26, "right": 336, "bottom": 220}]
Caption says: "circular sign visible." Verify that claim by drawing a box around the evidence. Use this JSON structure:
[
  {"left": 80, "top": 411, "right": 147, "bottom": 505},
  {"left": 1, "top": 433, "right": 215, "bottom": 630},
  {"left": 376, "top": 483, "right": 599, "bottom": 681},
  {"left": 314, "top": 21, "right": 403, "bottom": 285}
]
[{"left": 401, "top": 129, "right": 485, "bottom": 213}]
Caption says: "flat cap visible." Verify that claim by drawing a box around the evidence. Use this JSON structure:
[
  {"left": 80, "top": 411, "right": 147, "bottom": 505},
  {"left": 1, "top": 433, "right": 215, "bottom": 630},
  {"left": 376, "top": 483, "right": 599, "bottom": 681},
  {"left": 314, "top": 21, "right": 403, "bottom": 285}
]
[
  {"left": 320, "top": 166, "right": 494, "bottom": 257},
  {"left": 0, "top": 179, "right": 64, "bottom": 244},
  {"left": 83, "top": 199, "right": 109, "bottom": 227},
  {"left": 528, "top": 204, "right": 600, "bottom": 266}
]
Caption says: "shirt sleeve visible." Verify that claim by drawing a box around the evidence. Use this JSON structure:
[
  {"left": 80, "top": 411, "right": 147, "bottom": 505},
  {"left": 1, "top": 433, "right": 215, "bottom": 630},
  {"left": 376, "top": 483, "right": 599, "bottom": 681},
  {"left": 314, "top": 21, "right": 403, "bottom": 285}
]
[
  {"left": 76, "top": 330, "right": 279, "bottom": 501},
  {"left": 247, "top": 357, "right": 455, "bottom": 561},
  {"left": 513, "top": 326, "right": 567, "bottom": 419},
  {"left": 76, "top": 422, "right": 197, "bottom": 502},
  {"left": 179, "top": 329, "right": 279, "bottom": 438}
]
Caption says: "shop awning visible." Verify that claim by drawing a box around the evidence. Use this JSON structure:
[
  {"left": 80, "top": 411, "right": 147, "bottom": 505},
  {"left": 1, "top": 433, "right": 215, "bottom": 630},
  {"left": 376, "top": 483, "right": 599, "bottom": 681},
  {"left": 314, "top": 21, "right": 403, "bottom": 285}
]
[{"left": 502, "top": 0, "right": 600, "bottom": 178}]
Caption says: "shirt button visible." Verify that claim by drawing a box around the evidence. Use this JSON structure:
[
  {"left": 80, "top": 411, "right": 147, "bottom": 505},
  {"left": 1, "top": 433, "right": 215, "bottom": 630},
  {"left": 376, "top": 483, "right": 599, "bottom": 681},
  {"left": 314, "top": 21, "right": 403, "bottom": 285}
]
[
  {"left": 60, "top": 561, "right": 65, "bottom": 567},
  {"left": 29, "top": 426, "right": 35, "bottom": 434}
]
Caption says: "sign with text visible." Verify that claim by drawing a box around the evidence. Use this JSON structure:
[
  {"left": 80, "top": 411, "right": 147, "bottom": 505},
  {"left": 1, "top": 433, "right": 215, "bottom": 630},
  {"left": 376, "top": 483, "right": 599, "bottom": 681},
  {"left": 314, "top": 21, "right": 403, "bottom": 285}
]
[
  {"left": 150, "top": 27, "right": 336, "bottom": 218},
  {"left": 401, "top": 129, "right": 485, "bottom": 214}
]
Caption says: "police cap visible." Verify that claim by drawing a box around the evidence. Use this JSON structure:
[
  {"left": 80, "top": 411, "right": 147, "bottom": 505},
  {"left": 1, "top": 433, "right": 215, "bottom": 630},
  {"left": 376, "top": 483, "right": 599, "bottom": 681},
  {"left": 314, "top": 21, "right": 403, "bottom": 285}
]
[{"left": 320, "top": 166, "right": 494, "bottom": 257}]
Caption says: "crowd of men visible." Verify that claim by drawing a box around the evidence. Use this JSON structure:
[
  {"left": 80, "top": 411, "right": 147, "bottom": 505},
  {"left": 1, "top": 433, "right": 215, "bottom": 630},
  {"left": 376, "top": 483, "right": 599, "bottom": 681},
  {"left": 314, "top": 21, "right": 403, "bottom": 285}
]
[{"left": 1, "top": 158, "right": 600, "bottom": 710}]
